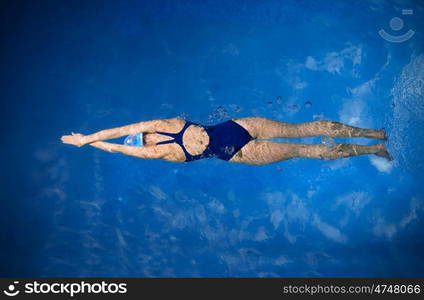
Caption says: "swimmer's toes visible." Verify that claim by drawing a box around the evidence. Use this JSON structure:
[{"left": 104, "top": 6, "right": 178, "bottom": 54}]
[
  {"left": 382, "top": 128, "right": 388, "bottom": 141},
  {"left": 377, "top": 128, "right": 388, "bottom": 141},
  {"left": 375, "top": 148, "right": 394, "bottom": 161}
]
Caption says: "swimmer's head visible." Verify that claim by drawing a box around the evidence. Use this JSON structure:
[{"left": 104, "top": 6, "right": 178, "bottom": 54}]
[{"left": 124, "top": 132, "right": 144, "bottom": 147}]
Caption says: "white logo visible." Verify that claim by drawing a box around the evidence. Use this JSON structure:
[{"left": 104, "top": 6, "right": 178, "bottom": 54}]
[
  {"left": 378, "top": 9, "right": 415, "bottom": 43},
  {"left": 3, "top": 281, "right": 20, "bottom": 297}
]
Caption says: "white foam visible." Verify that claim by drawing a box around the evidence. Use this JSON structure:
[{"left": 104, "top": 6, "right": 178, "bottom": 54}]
[{"left": 388, "top": 53, "right": 424, "bottom": 172}]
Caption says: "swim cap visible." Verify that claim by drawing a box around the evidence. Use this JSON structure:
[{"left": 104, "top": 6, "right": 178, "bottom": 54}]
[{"left": 124, "top": 132, "right": 144, "bottom": 146}]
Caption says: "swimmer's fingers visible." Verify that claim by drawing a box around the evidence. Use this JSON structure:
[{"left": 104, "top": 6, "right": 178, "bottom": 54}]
[
  {"left": 61, "top": 134, "right": 86, "bottom": 147},
  {"left": 61, "top": 135, "right": 79, "bottom": 147},
  {"left": 61, "top": 135, "right": 77, "bottom": 146}
]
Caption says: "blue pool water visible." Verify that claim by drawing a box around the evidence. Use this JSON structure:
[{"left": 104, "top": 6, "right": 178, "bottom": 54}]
[{"left": 1, "top": 0, "right": 424, "bottom": 277}]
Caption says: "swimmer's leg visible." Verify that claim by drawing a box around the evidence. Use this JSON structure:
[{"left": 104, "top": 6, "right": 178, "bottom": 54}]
[
  {"left": 233, "top": 117, "right": 386, "bottom": 140},
  {"left": 230, "top": 141, "right": 390, "bottom": 165}
]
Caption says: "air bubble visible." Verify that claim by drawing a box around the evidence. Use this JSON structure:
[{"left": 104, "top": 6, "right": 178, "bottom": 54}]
[
  {"left": 321, "top": 137, "right": 336, "bottom": 149},
  {"left": 285, "top": 104, "right": 299, "bottom": 112},
  {"left": 208, "top": 105, "right": 229, "bottom": 123}
]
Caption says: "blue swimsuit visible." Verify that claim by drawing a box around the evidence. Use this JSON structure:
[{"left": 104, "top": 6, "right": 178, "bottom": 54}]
[{"left": 155, "top": 120, "right": 253, "bottom": 162}]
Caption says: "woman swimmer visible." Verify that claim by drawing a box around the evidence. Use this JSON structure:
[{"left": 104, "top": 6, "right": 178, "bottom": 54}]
[{"left": 60, "top": 117, "right": 392, "bottom": 165}]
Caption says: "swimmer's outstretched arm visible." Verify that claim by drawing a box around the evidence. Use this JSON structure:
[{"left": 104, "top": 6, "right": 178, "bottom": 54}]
[
  {"left": 89, "top": 141, "right": 166, "bottom": 159},
  {"left": 76, "top": 117, "right": 183, "bottom": 145}
]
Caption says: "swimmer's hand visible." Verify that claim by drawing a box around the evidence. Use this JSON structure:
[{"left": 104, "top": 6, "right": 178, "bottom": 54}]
[{"left": 61, "top": 133, "right": 87, "bottom": 147}]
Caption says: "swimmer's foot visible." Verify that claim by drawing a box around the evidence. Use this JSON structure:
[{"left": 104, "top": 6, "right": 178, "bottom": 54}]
[
  {"left": 374, "top": 143, "right": 393, "bottom": 161},
  {"left": 380, "top": 128, "right": 388, "bottom": 141},
  {"left": 371, "top": 128, "right": 387, "bottom": 140},
  {"left": 361, "top": 128, "right": 387, "bottom": 140}
]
